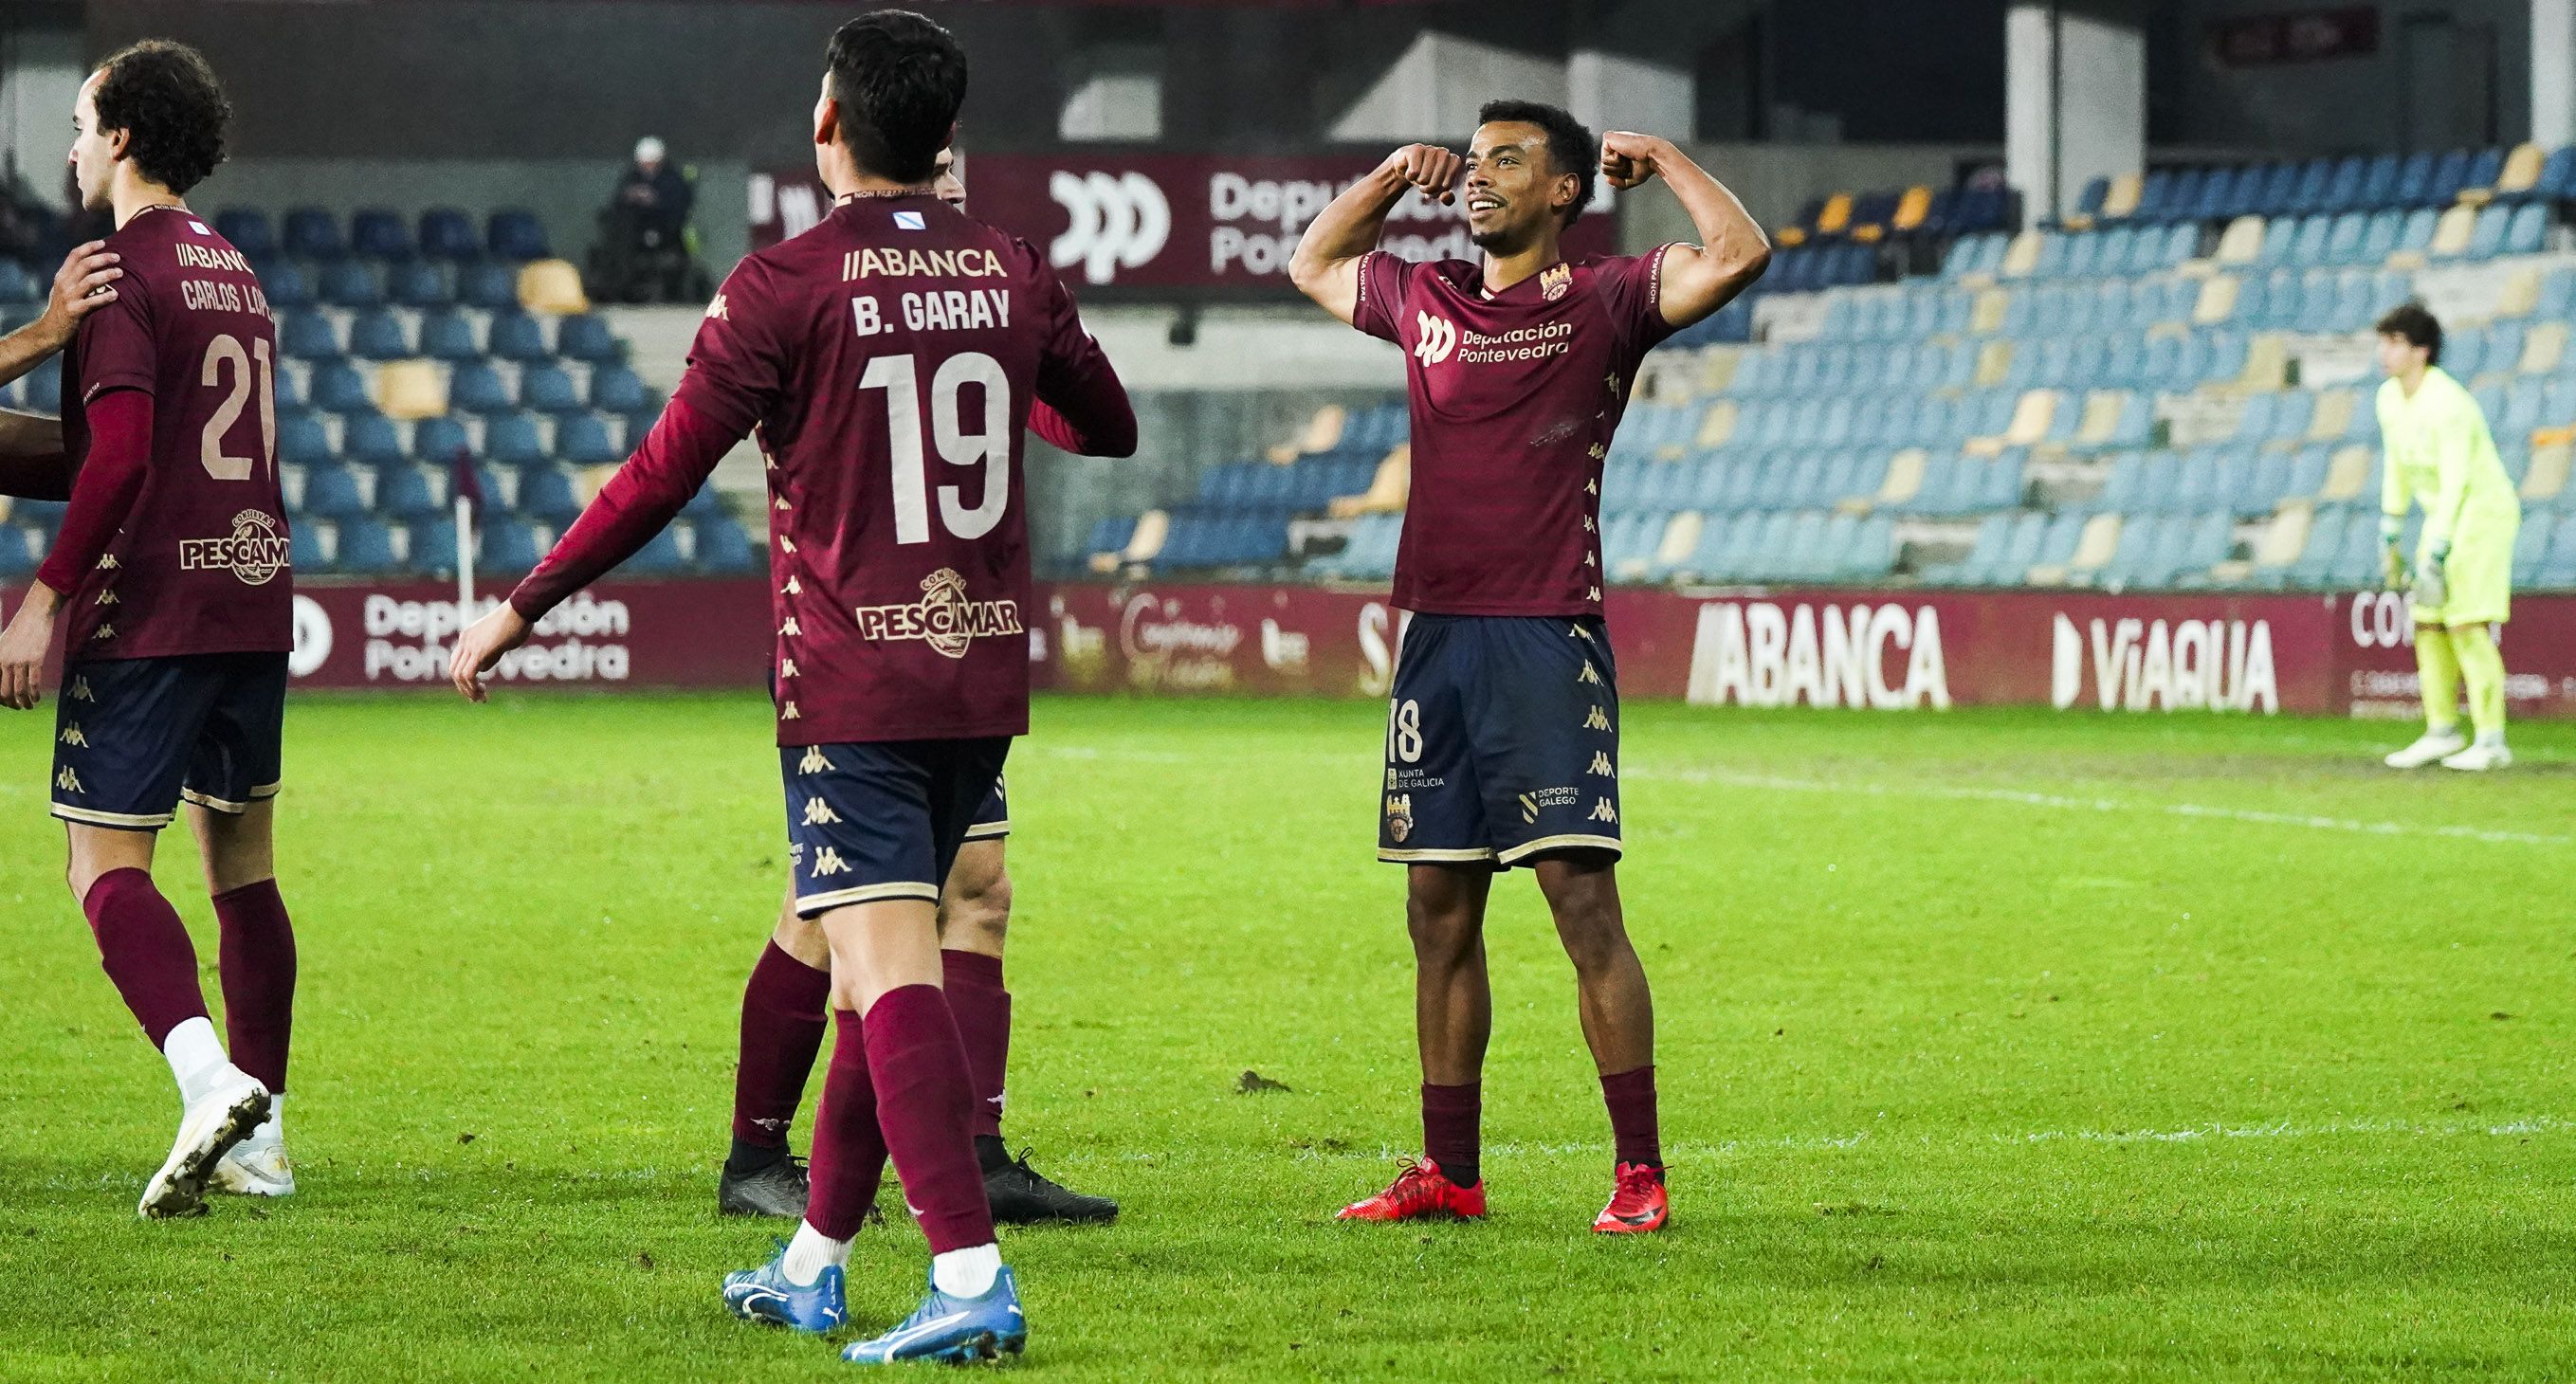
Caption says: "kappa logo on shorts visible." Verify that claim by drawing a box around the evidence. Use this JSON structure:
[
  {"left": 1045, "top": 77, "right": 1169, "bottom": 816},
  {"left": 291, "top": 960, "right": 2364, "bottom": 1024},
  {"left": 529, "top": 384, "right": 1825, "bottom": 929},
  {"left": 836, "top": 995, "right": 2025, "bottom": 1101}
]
[
  {"left": 57, "top": 723, "right": 86, "bottom": 748},
  {"left": 801, "top": 797, "right": 843, "bottom": 826},
  {"left": 1385, "top": 793, "right": 1415, "bottom": 844},
  {"left": 1413, "top": 311, "right": 1458, "bottom": 367},
  {"left": 55, "top": 766, "right": 83, "bottom": 793},
  {"left": 1580, "top": 663, "right": 1603, "bottom": 685},
  {"left": 811, "top": 847, "right": 851, "bottom": 878},
  {"left": 68, "top": 676, "right": 92, "bottom": 702},
  {"left": 1589, "top": 798, "right": 1619, "bottom": 824},
  {"left": 178, "top": 510, "right": 290, "bottom": 586},
  {"left": 1583, "top": 704, "right": 1612, "bottom": 731},
  {"left": 1588, "top": 751, "right": 1616, "bottom": 778},
  {"left": 798, "top": 746, "right": 834, "bottom": 774},
  {"left": 855, "top": 569, "right": 1022, "bottom": 660}
]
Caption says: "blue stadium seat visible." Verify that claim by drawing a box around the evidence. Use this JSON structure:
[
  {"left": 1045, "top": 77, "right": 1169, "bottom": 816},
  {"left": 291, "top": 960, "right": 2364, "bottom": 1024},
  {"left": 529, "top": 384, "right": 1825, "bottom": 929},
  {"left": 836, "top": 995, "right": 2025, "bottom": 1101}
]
[
  {"left": 278, "top": 310, "right": 340, "bottom": 361},
  {"left": 484, "top": 412, "right": 547, "bottom": 466},
  {"left": 20, "top": 358, "right": 60, "bottom": 413},
  {"left": 389, "top": 261, "right": 451, "bottom": 309},
  {"left": 319, "top": 261, "right": 384, "bottom": 308},
  {"left": 556, "top": 314, "right": 619, "bottom": 362},
  {"left": 555, "top": 412, "right": 618, "bottom": 464},
  {"left": 698, "top": 519, "right": 758, "bottom": 574},
  {"left": 519, "top": 364, "right": 583, "bottom": 414},
  {"left": 347, "top": 309, "right": 410, "bottom": 361},
  {"left": 336, "top": 518, "right": 400, "bottom": 574},
  {"left": 297, "top": 464, "right": 367, "bottom": 520},
  {"left": 486, "top": 209, "right": 550, "bottom": 262},
  {"left": 461, "top": 262, "right": 519, "bottom": 311},
  {"left": 289, "top": 521, "right": 332, "bottom": 574},
  {"left": 408, "top": 519, "right": 464, "bottom": 574},
  {"left": 448, "top": 361, "right": 514, "bottom": 416},
  {"left": 588, "top": 365, "right": 652, "bottom": 415},
  {"left": 260, "top": 262, "right": 314, "bottom": 311},
  {"left": 284, "top": 207, "right": 346, "bottom": 261},
  {"left": 413, "top": 415, "right": 473, "bottom": 464},
  {"left": 487, "top": 311, "right": 550, "bottom": 362},
  {"left": 418, "top": 310, "right": 481, "bottom": 362},
  {"left": 419, "top": 208, "right": 481, "bottom": 262},
  {"left": 215, "top": 209, "right": 278, "bottom": 260},
  {"left": 342, "top": 412, "right": 407, "bottom": 468},
  {"left": 279, "top": 410, "right": 335, "bottom": 466},
  {"left": 309, "top": 361, "right": 375, "bottom": 414},
  {"left": 514, "top": 464, "right": 584, "bottom": 523},
  {"left": 2356, "top": 154, "right": 2402, "bottom": 210},
  {"left": 477, "top": 517, "right": 542, "bottom": 574},
  {"left": 352, "top": 209, "right": 412, "bottom": 262}
]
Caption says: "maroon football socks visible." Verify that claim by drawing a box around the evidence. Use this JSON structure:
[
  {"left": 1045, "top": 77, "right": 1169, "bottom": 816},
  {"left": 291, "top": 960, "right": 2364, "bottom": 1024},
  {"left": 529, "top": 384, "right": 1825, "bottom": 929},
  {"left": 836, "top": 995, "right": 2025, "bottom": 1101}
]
[
  {"left": 863, "top": 984, "right": 996, "bottom": 1253},
  {"left": 802, "top": 1008, "right": 890, "bottom": 1239},
  {"left": 211, "top": 879, "right": 296, "bottom": 1094},
  {"left": 1600, "top": 1065, "right": 1663, "bottom": 1173},
  {"left": 941, "top": 950, "right": 1012, "bottom": 1143},
  {"left": 728, "top": 941, "right": 831, "bottom": 1173},
  {"left": 83, "top": 867, "right": 210, "bottom": 1047},
  {"left": 1421, "top": 1081, "right": 1483, "bottom": 1189}
]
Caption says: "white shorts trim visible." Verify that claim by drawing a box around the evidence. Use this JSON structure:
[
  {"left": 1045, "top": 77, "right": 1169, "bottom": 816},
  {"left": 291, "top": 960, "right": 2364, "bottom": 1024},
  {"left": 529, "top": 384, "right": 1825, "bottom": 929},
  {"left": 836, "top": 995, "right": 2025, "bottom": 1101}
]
[
  {"left": 960, "top": 819, "right": 1011, "bottom": 842},
  {"left": 1496, "top": 832, "right": 1623, "bottom": 865},
  {"left": 180, "top": 781, "right": 281, "bottom": 814},
  {"left": 51, "top": 802, "right": 174, "bottom": 830},
  {"left": 1378, "top": 846, "right": 1498, "bottom": 864},
  {"left": 796, "top": 881, "right": 942, "bottom": 915}
]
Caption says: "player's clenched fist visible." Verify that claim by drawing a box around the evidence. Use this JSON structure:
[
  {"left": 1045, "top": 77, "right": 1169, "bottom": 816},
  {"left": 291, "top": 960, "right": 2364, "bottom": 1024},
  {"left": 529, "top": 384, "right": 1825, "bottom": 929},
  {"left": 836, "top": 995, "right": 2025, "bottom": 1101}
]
[
  {"left": 1599, "top": 131, "right": 1672, "bottom": 191},
  {"left": 1380, "top": 144, "right": 1462, "bottom": 204}
]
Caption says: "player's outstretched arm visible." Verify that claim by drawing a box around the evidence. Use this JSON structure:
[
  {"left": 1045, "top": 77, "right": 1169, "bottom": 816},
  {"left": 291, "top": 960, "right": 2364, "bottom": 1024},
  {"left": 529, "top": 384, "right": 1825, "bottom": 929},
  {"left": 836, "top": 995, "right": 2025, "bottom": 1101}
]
[
  {"left": 1599, "top": 133, "right": 1770, "bottom": 329},
  {"left": 448, "top": 396, "right": 741, "bottom": 701},
  {"left": 0, "top": 245, "right": 124, "bottom": 497},
  {"left": 1288, "top": 145, "right": 1460, "bottom": 325}
]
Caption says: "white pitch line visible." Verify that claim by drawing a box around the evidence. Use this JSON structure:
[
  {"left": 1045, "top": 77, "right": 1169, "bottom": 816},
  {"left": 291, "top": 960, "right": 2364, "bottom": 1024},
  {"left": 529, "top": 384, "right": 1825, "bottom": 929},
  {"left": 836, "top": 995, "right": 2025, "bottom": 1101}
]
[{"left": 1633, "top": 767, "right": 2570, "bottom": 847}]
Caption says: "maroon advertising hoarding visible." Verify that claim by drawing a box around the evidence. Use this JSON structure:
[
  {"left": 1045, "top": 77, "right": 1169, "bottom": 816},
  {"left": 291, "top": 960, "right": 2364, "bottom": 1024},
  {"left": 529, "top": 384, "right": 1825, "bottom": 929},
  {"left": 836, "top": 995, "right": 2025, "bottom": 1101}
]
[
  {"left": 223, "top": 578, "right": 2576, "bottom": 723},
  {"left": 749, "top": 153, "right": 1618, "bottom": 293}
]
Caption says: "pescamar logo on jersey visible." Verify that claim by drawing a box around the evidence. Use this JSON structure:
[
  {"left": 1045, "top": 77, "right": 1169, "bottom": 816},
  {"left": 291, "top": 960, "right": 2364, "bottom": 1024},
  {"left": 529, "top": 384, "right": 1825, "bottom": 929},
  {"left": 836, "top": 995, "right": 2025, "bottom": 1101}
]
[
  {"left": 854, "top": 568, "right": 1023, "bottom": 660},
  {"left": 178, "top": 510, "right": 291, "bottom": 586},
  {"left": 1413, "top": 312, "right": 1457, "bottom": 367}
]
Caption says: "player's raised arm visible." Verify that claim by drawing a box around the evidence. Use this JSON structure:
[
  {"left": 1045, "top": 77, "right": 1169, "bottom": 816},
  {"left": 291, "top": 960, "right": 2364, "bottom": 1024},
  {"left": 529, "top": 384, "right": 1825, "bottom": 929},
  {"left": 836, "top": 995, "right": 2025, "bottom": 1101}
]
[
  {"left": 1288, "top": 144, "right": 1461, "bottom": 325},
  {"left": 1598, "top": 133, "right": 1769, "bottom": 328}
]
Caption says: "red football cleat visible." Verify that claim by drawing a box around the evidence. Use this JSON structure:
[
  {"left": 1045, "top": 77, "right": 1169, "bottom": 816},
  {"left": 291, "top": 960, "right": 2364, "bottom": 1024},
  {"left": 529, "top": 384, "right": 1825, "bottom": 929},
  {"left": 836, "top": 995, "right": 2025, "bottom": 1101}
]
[
  {"left": 1336, "top": 1157, "right": 1487, "bottom": 1222},
  {"left": 1592, "top": 1162, "right": 1668, "bottom": 1233}
]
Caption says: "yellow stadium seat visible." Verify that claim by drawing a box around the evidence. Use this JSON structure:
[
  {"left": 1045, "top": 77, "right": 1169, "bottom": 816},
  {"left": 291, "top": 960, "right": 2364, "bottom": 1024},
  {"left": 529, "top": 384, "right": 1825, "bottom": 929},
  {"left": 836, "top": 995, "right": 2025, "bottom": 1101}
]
[
  {"left": 2101, "top": 172, "right": 2144, "bottom": 219},
  {"left": 2320, "top": 445, "right": 2374, "bottom": 501},
  {"left": 2074, "top": 391, "right": 2125, "bottom": 446},
  {"left": 1773, "top": 225, "right": 1809, "bottom": 248},
  {"left": 2499, "top": 142, "right": 2547, "bottom": 195},
  {"left": 1892, "top": 186, "right": 1933, "bottom": 233},
  {"left": 2192, "top": 275, "right": 2239, "bottom": 325},
  {"left": 1120, "top": 509, "right": 1170, "bottom": 564},
  {"left": 2428, "top": 205, "right": 2478, "bottom": 256},
  {"left": 1696, "top": 400, "right": 1738, "bottom": 448},
  {"left": 1970, "top": 289, "right": 2009, "bottom": 335},
  {"left": 517, "top": 259, "right": 589, "bottom": 315},
  {"left": 2523, "top": 442, "right": 2570, "bottom": 502},
  {"left": 2214, "top": 216, "right": 2265, "bottom": 265},
  {"left": 1816, "top": 193, "right": 1853, "bottom": 236},
  {"left": 2521, "top": 321, "right": 2567, "bottom": 374},
  {"left": 374, "top": 360, "right": 447, "bottom": 421},
  {"left": 2306, "top": 391, "right": 2356, "bottom": 444},
  {"left": 2252, "top": 503, "right": 2312, "bottom": 571},
  {"left": 1653, "top": 509, "right": 1702, "bottom": 574},
  {"left": 1974, "top": 340, "right": 2014, "bottom": 388},
  {"left": 2001, "top": 389, "right": 2058, "bottom": 446},
  {"left": 1999, "top": 231, "right": 2044, "bottom": 279},
  {"left": 1876, "top": 449, "right": 1927, "bottom": 505}
]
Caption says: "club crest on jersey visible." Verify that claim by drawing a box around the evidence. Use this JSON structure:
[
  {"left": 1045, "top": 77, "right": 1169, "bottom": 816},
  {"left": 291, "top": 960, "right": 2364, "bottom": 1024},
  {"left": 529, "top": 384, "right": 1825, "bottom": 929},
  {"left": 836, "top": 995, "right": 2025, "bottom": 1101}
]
[
  {"left": 1413, "top": 311, "right": 1457, "bottom": 367},
  {"left": 854, "top": 568, "right": 1022, "bottom": 660},
  {"left": 1541, "top": 264, "right": 1572, "bottom": 300},
  {"left": 178, "top": 510, "right": 290, "bottom": 586},
  {"left": 1385, "top": 793, "right": 1414, "bottom": 843}
]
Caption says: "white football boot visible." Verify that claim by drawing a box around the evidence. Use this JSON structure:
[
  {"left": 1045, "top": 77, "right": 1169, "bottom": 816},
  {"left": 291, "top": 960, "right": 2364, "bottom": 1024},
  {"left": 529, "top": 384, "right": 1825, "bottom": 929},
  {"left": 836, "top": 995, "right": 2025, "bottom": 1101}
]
[
  {"left": 138, "top": 1071, "right": 270, "bottom": 1219},
  {"left": 212, "top": 1136, "right": 295, "bottom": 1197},
  {"left": 2440, "top": 737, "right": 2512, "bottom": 772},
  {"left": 2383, "top": 727, "right": 2467, "bottom": 769}
]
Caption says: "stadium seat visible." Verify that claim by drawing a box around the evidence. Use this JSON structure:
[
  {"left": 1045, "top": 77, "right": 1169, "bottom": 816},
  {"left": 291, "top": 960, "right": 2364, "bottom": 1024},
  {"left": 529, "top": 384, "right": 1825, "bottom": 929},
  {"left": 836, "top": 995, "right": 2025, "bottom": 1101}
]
[
  {"left": 278, "top": 310, "right": 341, "bottom": 361},
  {"left": 486, "top": 209, "right": 551, "bottom": 262},
  {"left": 587, "top": 365, "right": 652, "bottom": 415},
  {"left": 555, "top": 412, "right": 618, "bottom": 464},
  {"left": 484, "top": 413, "right": 548, "bottom": 467},
  {"left": 336, "top": 518, "right": 400, "bottom": 574},
  {"left": 296, "top": 464, "right": 368, "bottom": 520},
  {"left": 518, "top": 364, "right": 584, "bottom": 415},
  {"left": 698, "top": 519, "right": 758, "bottom": 574},
  {"left": 320, "top": 261, "right": 385, "bottom": 308},
  {"left": 486, "top": 311, "right": 551, "bottom": 362},
  {"left": 309, "top": 361, "right": 375, "bottom": 415},
  {"left": 342, "top": 412, "right": 408, "bottom": 468},
  {"left": 261, "top": 262, "right": 315, "bottom": 310},
  {"left": 347, "top": 309, "right": 411, "bottom": 361},
  {"left": 289, "top": 521, "right": 333, "bottom": 574},
  {"left": 413, "top": 415, "right": 474, "bottom": 465},
  {"left": 478, "top": 517, "right": 543, "bottom": 574},
  {"left": 417, "top": 309, "right": 481, "bottom": 362},
  {"left": 518, "top": 259, "right": 590, "bottom": 314},
  {"left": 418, "top": 208, "right": 481, "bottom": 262},
  {"left": 409, "top": 518, "right": 464, "bottom": 574},
  {"left": 215, "top": 209, "right": 278, "bottom": 260},
  {"left": 461, "top": 262, "right": 520, "bottom": 311},
  {"left": 283, "top": 207, "right": 345, "bottom": 261},
  {"left": 351, "top": 208, "right": 414, "bottom": 261},
  {"left": 279, "top": 410, "right": 335, "bottom": 467},
  {"left": 389, "top": 261, "right": 452, "bottom": 309},
  {"left": 556, "top": 314, "right": 620, "bottom": 362}
]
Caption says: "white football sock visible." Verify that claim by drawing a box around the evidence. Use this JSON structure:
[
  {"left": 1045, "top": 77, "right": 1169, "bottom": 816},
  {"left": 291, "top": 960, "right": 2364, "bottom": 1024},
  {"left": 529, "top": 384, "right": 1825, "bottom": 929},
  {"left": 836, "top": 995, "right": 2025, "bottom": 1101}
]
[
  {"left": 779, "top": 1218, "right": 851, "bottom": 1286},
  {"left": 2476, "top": 729, "right": 2508, "bottom": 749},
  {"left": 162, "top": 1017, "right": 231, "bottom": 1103},
  {"left": 931, "top": 1243, "right": 1000, "bottom": 1299}
]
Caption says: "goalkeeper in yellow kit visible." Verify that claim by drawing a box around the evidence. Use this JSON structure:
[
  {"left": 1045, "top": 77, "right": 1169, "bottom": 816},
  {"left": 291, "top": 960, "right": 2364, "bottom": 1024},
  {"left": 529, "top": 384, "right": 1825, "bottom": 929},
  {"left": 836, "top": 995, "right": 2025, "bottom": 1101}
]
[{"left": 2372, "top": 304, "right": 2522, "bottom": 771}]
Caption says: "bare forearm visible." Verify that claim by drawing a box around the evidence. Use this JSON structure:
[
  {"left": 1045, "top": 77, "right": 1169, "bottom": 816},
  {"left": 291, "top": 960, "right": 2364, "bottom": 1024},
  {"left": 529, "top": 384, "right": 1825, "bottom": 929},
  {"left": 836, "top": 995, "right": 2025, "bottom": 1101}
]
[
  {"left": 0, "top": 320, "right": 68, "bottom": 393},
  {"left": 1652, "top": 143, "right": 1767, "bottom": 271},
  {"left": 1288, "top": 168, "right": 1410, "bottom": 319}
]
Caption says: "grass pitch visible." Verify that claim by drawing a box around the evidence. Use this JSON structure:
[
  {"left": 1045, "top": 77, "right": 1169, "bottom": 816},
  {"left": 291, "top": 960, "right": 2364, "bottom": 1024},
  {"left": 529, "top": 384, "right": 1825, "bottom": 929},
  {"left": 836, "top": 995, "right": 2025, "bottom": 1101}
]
[{"left": 3, "top": 692, "right": 2572, "bottom": 1380}]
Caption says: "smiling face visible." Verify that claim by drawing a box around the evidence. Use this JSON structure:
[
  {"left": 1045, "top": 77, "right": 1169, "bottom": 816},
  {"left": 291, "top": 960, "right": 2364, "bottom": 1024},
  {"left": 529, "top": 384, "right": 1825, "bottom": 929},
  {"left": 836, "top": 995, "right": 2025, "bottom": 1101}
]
[
  {"left": 1463, "top": 120, "right": 1575, "bottom": 254},
  {"left": 68, "top": 70, "right": 118, "bottom": 212}
]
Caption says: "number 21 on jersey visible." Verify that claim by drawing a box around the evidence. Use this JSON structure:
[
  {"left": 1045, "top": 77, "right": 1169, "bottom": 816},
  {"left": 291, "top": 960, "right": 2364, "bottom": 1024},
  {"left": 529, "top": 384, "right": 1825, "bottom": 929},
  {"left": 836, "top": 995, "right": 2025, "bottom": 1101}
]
[
  {"left": 199, "top": 333, "right": 276, "bottom": 481},
  {"left": 859, "top": 351, "right": 1009, "bottom": 544}
]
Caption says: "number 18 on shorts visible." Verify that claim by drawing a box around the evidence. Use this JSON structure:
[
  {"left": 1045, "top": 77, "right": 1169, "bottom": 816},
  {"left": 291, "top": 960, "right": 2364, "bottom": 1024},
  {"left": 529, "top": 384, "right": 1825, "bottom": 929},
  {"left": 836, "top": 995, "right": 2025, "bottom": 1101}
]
[{"left": 1376, "top": 614, "right": 1622, "bottom": 868}]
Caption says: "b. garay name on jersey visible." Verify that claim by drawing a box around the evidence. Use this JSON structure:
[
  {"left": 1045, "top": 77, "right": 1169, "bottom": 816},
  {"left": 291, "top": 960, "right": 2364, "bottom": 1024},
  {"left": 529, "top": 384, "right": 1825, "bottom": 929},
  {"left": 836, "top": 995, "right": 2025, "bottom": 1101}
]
[{"left": 841, "top": 245, "right": 1015, "bottom": 339}]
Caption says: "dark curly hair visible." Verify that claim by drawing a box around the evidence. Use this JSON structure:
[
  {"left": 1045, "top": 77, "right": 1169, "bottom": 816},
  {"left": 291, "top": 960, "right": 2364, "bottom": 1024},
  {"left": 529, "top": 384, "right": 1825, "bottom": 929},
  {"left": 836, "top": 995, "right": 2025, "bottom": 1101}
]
[
  {"left": 1477, "top": 99, "right": 1596, "bottom": 227},
  {"left": 2375, "top": 300, "right": 2442, "bottom": 366},
  {"left": 825, "top": 10, "right": 967, "bottom": 185},
  {"left": 91, "top": 40, "right": 230, "bottom": 195}
]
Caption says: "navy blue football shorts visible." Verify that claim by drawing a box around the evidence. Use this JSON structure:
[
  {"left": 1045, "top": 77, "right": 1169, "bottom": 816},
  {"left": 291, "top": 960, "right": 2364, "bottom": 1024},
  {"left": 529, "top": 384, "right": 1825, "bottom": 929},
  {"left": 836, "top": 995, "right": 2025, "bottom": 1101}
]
[
  {"left": 781, "top": 736, "right": 1011, "bottom": 918},
  {"left": 1378, "top": 613, "right": 1622, "bottom": 869},
  {"left": 50, "top": 652, "right": 287, "bottom": 832}
]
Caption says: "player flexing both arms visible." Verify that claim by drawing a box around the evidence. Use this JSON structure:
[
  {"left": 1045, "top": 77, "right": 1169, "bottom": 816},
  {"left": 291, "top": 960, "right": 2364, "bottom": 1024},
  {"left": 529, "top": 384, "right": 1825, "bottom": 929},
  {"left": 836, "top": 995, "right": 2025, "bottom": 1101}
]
[
  {"left": 722, "top": 142, "right": 1116, "bottom": 1229},
  {"left": 1289, "top": 103, "right": 1766, "bottom": 1232},
  {"left": 448, "top": 11, "right": 1133, "bottom": 1364},
  {"left": 2372, "top": 304, "right": 2522, "bottom": 772},
  {"left": 0, "top": 43, "right": 301, "bottom": 1217}
]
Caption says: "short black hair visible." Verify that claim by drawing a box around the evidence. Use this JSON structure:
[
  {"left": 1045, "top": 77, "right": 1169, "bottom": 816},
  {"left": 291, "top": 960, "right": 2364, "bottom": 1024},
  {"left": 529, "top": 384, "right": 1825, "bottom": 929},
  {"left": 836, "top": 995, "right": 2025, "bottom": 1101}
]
[
  {"left": 825, "top": 10, "right": 968, "bottom": 185},
  {"left": 91, "top": 40, "right": 229, "bottom": 195},
  {"left": 1475, "top": 99, "right": 1595, "bottom": 226},
  {"left": 2376, "top": 301, "right": 2442, "bottom": 366}
]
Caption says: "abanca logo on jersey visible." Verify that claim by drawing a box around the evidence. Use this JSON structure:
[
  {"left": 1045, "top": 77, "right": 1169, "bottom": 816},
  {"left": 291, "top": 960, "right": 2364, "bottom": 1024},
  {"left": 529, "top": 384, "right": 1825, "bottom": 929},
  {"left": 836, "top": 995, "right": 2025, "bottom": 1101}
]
[
  {"left": 179, "top": 510, "right": 291, "bottom": 586},
  {"left": 855, "top": 568, "right": 1023, "bottom": 660}
]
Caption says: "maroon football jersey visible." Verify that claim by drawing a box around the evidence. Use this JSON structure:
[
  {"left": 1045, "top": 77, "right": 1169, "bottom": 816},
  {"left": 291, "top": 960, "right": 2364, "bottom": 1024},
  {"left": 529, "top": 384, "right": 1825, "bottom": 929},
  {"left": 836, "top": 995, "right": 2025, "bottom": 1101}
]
[
  {"left": 56, "top": 206, "right": 288, "bottom": 658},
  {"left": 678, "top": 193, "right": 1123, "bottom": 744},
  {"left": 1353, "top": 247, "right": 1675, "bottom": 617}
]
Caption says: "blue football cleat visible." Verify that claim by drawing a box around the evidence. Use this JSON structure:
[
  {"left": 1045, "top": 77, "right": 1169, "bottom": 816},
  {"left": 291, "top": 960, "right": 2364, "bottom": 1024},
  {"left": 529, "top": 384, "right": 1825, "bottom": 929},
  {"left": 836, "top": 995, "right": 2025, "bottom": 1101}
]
[
  {"left": 839, "top": 1265, "right": 1027, "bottom": 1365},
  {"left": 721, "top": 1241, "right": 847, "bottom": 1334}
]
